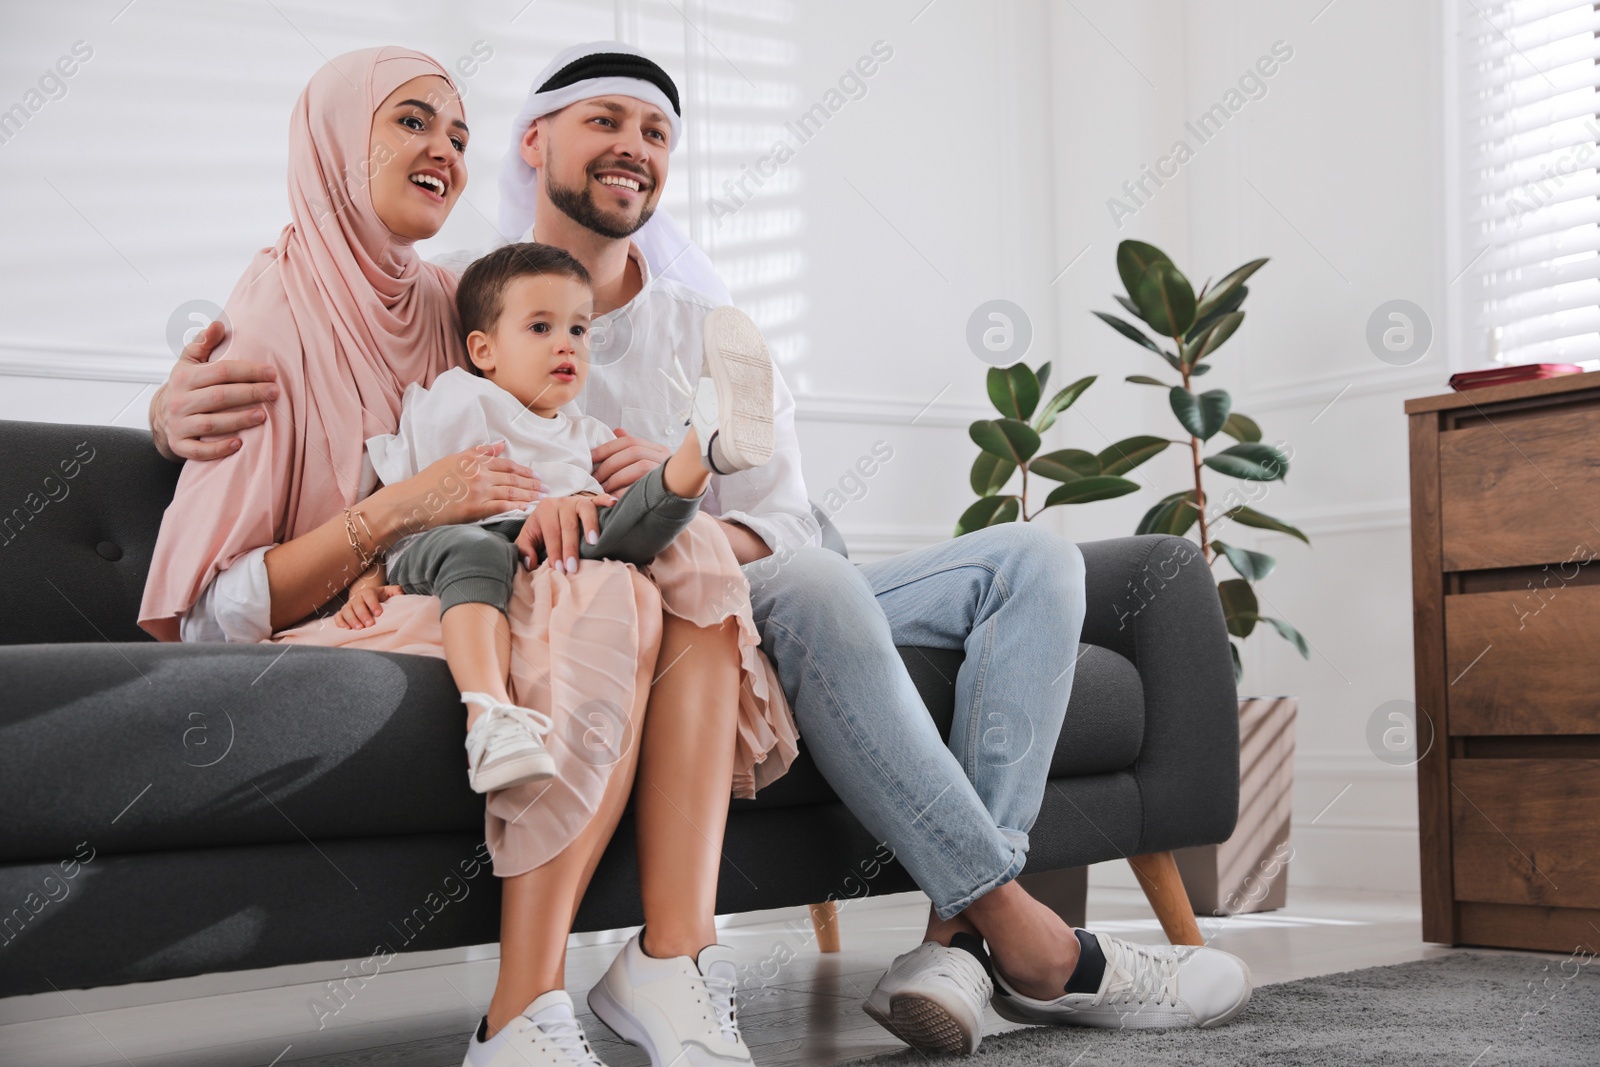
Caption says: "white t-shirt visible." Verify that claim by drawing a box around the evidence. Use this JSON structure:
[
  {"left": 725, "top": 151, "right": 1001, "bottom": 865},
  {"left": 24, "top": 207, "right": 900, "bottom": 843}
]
[
  {"left": 179, "top": 241, "right": 819, "bottom": 643},
  {"left": 366, "top": 366, "right": 618, "bottom": 567}
]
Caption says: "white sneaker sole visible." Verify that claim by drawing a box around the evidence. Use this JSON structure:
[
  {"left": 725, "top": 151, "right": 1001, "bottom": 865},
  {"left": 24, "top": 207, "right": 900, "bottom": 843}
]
[
  {"left": 863, "top": 987, "right": 982, "bottom": 1055},
  {"left": 469, "top": 749, "right": 555, "bottom": 794},
  {"left": 699, "top": 307, "right": 774, "bottom": 472}
]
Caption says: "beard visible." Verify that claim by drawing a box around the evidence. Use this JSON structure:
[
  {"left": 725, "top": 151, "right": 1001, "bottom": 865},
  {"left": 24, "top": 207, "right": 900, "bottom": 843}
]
[{"left": 545, "top": 157, "right": 656, "bottom": 240}]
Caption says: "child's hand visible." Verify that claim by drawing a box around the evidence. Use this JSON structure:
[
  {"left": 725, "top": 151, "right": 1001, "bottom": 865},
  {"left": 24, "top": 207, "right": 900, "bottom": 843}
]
[
  {"left": 516, "top": 493, "right": 616, "bottom": 574},
  {"left": 335, "top": 583, "right": 403, "bottom": 629}
]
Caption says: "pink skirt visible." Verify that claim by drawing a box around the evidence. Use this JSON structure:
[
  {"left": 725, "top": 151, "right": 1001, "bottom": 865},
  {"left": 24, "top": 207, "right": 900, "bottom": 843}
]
[{"left": 269, "top": 512, "right": 798, "bottom": 877}]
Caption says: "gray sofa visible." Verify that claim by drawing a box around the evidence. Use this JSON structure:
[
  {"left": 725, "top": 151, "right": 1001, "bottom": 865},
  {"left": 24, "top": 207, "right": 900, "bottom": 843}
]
[{"left": 0, "top": 419, "right": 1240, "bottom": 999}]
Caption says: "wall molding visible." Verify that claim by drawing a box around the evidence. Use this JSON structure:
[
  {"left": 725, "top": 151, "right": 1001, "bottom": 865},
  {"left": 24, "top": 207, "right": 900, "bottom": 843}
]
[
  {"left": 793, "top": 391, "right": 989, "bottom": 428},
  {"left": 1287, "top": 500, "right": 1411, "bottom": 538},
  {"left": 0, "top": 340, "right": 172, "bottom": 384},
  {"left": 1297, "top": 750, "right": 1415, "bottom": 782},
  {"left": 1234, "top": 361, "right": 1444, "bottom": 414},
  {"left": 0, "top": 341, "right": 994, "bottom": 430}
]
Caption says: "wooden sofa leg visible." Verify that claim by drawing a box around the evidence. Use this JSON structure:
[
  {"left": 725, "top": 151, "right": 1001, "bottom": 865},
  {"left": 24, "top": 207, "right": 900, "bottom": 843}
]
[
  {"left": 809, "top": 901, "right": 841, "bottom": 952},
  {"left": 1127, "top": 851, "right": 1204, "bottom": 946}
]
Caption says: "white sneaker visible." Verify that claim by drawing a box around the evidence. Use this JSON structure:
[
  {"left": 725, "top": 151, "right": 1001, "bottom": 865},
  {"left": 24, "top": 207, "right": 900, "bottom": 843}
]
[
  {"left": 462, "top": 989, "right": 607, "bottom": 1067},
  {"left": 691, "top": 306, "right": 774, "bottom": 474},
  {"left": 587, "top": 932, "right": 753, "bottom": 1067},
  {"left": 991, "top": 931, "right": 1253, "bottom": 1030},
  {"left": 461, "top": 692, "right": 555, "bottom": 793},
  {"left": 863, "top": 937, "right": 993, "bottom": 1054}
]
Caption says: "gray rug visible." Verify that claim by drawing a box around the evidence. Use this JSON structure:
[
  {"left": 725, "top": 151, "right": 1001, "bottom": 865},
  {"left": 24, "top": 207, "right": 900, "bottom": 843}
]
[{"left": 860, "top": 953, "right": 1597, "bottom": 1066}]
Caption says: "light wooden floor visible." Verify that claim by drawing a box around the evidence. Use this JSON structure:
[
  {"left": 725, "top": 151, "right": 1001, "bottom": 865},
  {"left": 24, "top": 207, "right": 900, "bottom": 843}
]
[{"left": 0, "top": 885, "right": 1547, "bottom": 1067}]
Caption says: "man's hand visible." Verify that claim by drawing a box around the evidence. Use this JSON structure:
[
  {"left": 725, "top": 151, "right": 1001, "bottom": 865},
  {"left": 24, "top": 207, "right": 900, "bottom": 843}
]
[
  {"left": 592, "top": 428, "right": 670, "bottom": 494},
  {"left": 151, "top": 320, "right": 280, "bottom": 462},
  {"left": 515, "top": 492, "right": 616, "bottom": 574}
]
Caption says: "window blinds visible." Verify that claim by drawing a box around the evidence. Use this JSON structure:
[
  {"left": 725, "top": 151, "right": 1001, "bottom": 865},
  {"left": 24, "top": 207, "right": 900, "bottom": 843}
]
[{"left": 1460, "top": 0, "right": 1600, "bottom": 366}]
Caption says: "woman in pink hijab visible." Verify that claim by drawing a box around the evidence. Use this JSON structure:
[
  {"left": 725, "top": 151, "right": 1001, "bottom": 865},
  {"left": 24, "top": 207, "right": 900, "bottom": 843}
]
[{"left": 139, "top": 47, "right": 794, "bottom": 1063}]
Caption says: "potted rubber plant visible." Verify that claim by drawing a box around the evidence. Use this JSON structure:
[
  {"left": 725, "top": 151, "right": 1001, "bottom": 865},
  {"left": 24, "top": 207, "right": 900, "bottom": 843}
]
[
  {"left": 954, "top": 363, "right": 1159, "bottom": 535},
  {"left": 1094, "top": 239, "right": 1310, "bottom": 680},
  {"left": 1096, "top": 238, "right": 1308, "bottom": 918}
]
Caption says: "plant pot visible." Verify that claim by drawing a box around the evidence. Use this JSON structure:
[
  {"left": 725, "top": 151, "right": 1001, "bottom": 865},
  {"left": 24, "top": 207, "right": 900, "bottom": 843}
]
[{"left": 1173, "top": 696, "right": 1296, "bottom": 917}]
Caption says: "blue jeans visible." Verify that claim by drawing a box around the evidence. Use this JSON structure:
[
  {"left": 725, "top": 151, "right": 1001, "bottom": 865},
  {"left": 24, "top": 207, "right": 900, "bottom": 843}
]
[{"left": 743, "top": 522, "right": 1087, "bottom": 920}]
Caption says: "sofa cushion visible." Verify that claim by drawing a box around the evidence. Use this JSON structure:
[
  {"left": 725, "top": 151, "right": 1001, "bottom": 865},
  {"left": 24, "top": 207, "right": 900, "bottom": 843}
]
[{"left": 1, "top": 637, "right": 1143, "bottom": 863}]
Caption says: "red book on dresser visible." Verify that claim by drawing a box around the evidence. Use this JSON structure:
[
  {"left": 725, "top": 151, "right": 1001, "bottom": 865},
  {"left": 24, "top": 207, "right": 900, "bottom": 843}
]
[{"left": 1449, "top": 363, "right": 1584, "bottom": 391}]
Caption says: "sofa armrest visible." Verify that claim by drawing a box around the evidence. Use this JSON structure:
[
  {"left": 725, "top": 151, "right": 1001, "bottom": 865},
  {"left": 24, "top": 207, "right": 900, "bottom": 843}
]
[{"left": 1076, "top": 535, "right": 1240, "bottom": 853}]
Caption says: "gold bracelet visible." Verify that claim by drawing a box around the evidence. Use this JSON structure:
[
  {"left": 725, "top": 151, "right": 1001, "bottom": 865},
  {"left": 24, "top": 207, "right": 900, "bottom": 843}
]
[{"left": 343, "top": 507, "right": 381, "bottom": 570}]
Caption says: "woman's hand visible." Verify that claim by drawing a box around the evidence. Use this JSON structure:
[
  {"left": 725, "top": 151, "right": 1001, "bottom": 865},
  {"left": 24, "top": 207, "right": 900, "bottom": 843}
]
[
  {"left": 592, "top": 429, "right": 670, "bottom": 494},
  {"left": 380, "top": 441, "right": 543, "bottom": 542},
  {"left": 515, "top": 492, "right": 616, "bottom": 574},
  {"left": 334, "top": 582, "right": 403, "bottom": 629},
  {"left": 151, "top": 320, "right": 281, "bottom": 462}
]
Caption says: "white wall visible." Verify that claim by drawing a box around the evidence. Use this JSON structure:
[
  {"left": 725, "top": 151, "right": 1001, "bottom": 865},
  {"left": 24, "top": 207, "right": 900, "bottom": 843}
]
[
  {"left": 1, "top": 0, "right": 1447, "bottom": 896},
  {"left": 1085, "top": 0, "right": 1451, "bottom": 896}
]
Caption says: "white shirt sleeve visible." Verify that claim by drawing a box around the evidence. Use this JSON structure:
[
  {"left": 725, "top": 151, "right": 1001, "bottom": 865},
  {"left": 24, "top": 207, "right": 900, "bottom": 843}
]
[
  {"left": 711, "top": 360, "right": 820, "bottom": 555},
  {"left": 178, "top": 545, "right": 275, "bottom": 643},
  {"left": 367, "top": 373, "right": 498, "bottom": 487}
]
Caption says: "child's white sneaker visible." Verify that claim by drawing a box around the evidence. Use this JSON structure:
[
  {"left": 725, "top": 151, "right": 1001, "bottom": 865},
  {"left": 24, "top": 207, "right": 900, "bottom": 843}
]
[
  {"left": 462, "top": 990, "right": 608, "bottom": 1067},
  {"left": 461, "top": 692, "right": 555, "bottom": 793},
  {"left": 692, "top": 306, "right": 774, "bottom": 474}
]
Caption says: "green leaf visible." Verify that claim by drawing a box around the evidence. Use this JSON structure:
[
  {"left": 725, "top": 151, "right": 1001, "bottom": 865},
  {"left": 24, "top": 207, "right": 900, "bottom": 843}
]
[
  {"left": 1096, "top": 435, "right": 1170, "bottom": 475},
  {"left": 1222, "top": 412, "right": 1262, "bottom": 443},
  {"left": 1116, "top": 239, "right": 1174, "bottom": 299},
  {"left": 1042, "top": 476, "right": 1141, "bottom": 507},
  {"left": 1186, "top": 283, "right": 1250, "bottom": 343},
  {"left": 1031, "top": 448, "right": 1100, "bottom": 482},
  {"left": 1133, "top": 261, "right": 1197, "bottom": 337},
  {"left": 955, "top": 495, "right": 1020, "bottom": 537},
  {"left": 1218, "top": 578, "right": 1260, "bottom": 638},
  {"left": 1191, "top": 362, "right": 1212, "bottom": 376},
  {"left": 969, "top": 418, "right": 1042, "bottom": 464},
  {"left": 987, "top": 363, "right": 1041, "bottom": 421},
  {"left": 1224, "top": 505, "right": 1310, "bottom": 544},
  {"left": 1114, "top": 294, "right": 1146, "bottom": 322},
  {"left": 1203, "top": 442, "right": 1289, "bottom": 482},
  {"left": 970, "top": 452, "right": 1017, "bottom": 497},
  {"left": 1093, "top": 311, "right": 1163, "bottom": 354},
  {"left": 1194, "top": 257, "right": 1268, "bottom": 321},
  {"left": 1136, "top": 492, "right": 1200, "bottom": 536},
  {"left": 1211, "top": 540, "right": 1277, "bottom": 581},
  {"left": 1033, "top": 375, "right": 1097, "bottom": 433},
  {"left": 1036, "top": 361, "right": 1052, "bottom": 395},
  {"left": 1230, "top": 641, "right": 1242, "bottom": 684},
  {"left": 1169, "top": 387, "right": 1232, "bottom": 441},
  {"left": 1125, "top": 375, "right": 1171, "bottom": 387},
  {"left": 1185, "top": 310, "right": 1244, "bottom": 365},
  {"left": 1259, "top": 615, "right": 1311, "bottom": 659}
]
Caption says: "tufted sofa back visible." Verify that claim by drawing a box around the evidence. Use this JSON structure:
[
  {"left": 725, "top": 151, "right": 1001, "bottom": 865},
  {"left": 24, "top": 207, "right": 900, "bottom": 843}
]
[
  {"left": 0, "top": 420, "right": 180, "bottom": 645},
  {"left": 0, "top": 419, "right": 857, "bottom": 647}
]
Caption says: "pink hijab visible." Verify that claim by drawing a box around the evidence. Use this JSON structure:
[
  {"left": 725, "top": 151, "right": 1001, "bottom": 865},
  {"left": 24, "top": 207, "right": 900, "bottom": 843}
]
[{"left": 140, "top": 47, "right": 466, "bottom": 640}]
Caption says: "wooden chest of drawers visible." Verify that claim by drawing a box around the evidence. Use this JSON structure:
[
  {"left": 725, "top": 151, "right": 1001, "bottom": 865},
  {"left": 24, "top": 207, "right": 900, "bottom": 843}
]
[{"left": 1407, "top": 372, "right": 1600, "bottom": 953}]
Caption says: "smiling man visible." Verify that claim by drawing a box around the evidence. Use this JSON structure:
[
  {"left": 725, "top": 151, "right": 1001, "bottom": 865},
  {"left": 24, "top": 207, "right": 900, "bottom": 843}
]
[{"left": 149, "top": 40, "right": 1254, "bottom": 1067}]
